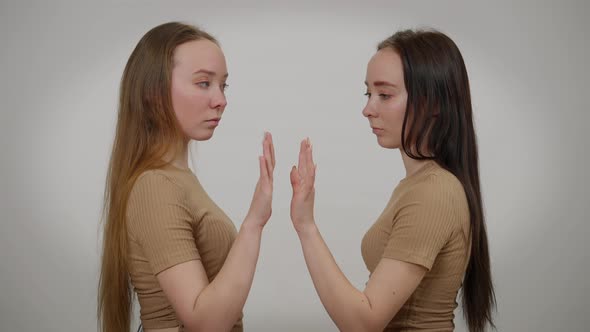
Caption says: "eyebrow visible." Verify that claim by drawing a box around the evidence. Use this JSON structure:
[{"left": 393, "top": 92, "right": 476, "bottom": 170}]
[
  {"left": 192, "top": 69, "right": 229, "bottom": 78},
  {"left": 364, "top": 80, "right": 398, "bottom": 88}
]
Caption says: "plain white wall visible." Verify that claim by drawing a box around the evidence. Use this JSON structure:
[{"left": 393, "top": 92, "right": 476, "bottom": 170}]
[{"left": 1, "top": 1, "right": 588, "bottom": 331}]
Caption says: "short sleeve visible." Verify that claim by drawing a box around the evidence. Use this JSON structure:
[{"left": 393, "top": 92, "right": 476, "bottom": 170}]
[
  {"left": 382, "top": 179, "right": 458, "bottom": 270},
  {"left": 127, "top": 171, "right": 200, "bottom": 275}
]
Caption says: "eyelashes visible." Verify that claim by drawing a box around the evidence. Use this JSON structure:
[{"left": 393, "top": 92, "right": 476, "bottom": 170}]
[
  {"left": 195, "top": 81, "right": 229, "bottom": 92},
  {"left": 364, "top": 92, "right": 392, "bottom": 100}
]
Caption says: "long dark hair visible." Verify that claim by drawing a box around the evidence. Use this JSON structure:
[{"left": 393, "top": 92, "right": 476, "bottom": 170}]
[
  {"left": 378, "top": 29, "right": 496, "bottom": 332},
  {"left": 97, "top": 22, "right": 217, "bottom": 332}
]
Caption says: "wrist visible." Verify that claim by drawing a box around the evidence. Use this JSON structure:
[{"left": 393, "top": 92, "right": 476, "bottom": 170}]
[
  {"left": 295, "top": 220, "right": 318, "bottom": 238},
  {"left": 241, "top": 217, "right": 265, "bottom": 233}
]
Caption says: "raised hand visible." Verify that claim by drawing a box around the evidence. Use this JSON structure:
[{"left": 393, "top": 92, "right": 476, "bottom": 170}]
[
  {"left": 245, "top": 132, "right": 275, "bottom": 228},
  {"left": 289, "top": 138, "right": 317, "bottom": 233}
]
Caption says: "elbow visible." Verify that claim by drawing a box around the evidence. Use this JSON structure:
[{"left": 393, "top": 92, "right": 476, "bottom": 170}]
[
  {"left": 336, "top": 313, "right": 381, "bottom": 332},
  {"left": 180, "top": 295, "right": 241, "bottom": 332},
  {"left": 339, "top": 323, "right": 379, "bottom": 332},
  {"left": 354, "top": 320, "right": 382, "bottom": 332},
  {"left": 352, "top": 308, "right": 386, "bottom": 332},
  {"left": 182, "top": 316, "right": 237, "bottom": 332},
  {"left": 179, "top": 320, "right": 203, "bottom": 332},
  {"left": 182, "top": 322, "right": 221, "bottom": 332},
  {"left": 360, "top": 314, "right": 391, "bottom": 332}
]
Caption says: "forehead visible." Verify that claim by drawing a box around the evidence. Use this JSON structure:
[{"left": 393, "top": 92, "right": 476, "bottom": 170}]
[
  {"left": 366, "top": 48, "right": 403, "bottom": 82},
  {"left": 173, "top": 39, "right": 226, "bottom": 70}
]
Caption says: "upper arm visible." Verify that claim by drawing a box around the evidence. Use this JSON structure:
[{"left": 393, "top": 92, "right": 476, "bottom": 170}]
[
  {"left": 362, "top": 258, "right": 427, "bottom": 331},
  {"left": 128, "top": 172, "right": 201, "bottom": 273},
  {"left": 156, "top": 260, "right": 210, "bottom": 328},
  {"left": 383, "top": 180, "right": 457, "bottom": 271},
  {"left": 360, "top": 180, "right": 458, "bottom": 330},
  {"left": 127, "top": 172, "right": 207, "bottom": 327}
]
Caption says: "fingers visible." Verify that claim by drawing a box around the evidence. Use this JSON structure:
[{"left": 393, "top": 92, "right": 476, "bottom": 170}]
[
  {"left": 259, "top": 155, "right": 269, "bottom": 184},
  {"left": 290, "top": 165, "right": 300, "bottom": 188},
  {"left": 263, "top": 133, "right": 273, "bottom": 181},
  {"left": 296, "top": 137, "right": 317, "bottom": 192},
  {"left": 306, "top": 139, "right": 315, "bottom": 190},
  {"left": 298, "top": 138, "right": 308, "bottom": 178},
  {"left": 306, "top": 138, "right": 315, "bottom": 179},
  {"left": 268, "top": 132, "right": 276, "bottom": 170},
  {"left": 307, "top": 144, "right": 317, "bottom": 189}
]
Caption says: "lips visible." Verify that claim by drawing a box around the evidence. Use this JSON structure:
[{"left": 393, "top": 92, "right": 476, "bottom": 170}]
[
  {"left": 205, "top": 118, "right": 221, "bottom": 127},
  {"left": 371, "top": 127, "right": 383, "bottom": 134}
]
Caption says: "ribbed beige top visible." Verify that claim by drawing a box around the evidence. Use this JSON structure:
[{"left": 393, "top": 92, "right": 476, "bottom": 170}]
[
  {"left": 126, "top": 165, "right": 242, "bottom": 331},
  {"left": 361, "top": 161, "right": 471, "bottom": 331}
]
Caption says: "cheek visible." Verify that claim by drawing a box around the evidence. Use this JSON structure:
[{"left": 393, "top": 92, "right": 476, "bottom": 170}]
[
  {"left": 171, "top": 85, "right": 189, "bottom": 122},
  {"left": 172, "top": 87, "right": 208, "bottom": 124},
  {"left": 393, "top": 111, "right": 406, "bottom": 136},
  {"left": 383, "top": 100, "right": 406, "bottom": 132},
  {"left": 378, "top": 99, "right": 406, "bottom": 148}
]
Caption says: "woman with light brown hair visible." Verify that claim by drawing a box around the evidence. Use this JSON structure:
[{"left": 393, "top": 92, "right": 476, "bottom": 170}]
[{"left": 98, "top": 22, "right": 275, "bottom": 332}]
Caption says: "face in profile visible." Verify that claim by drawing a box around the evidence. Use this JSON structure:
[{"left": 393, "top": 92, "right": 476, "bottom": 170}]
[
  {"left": 362, "top": 47, "right": 408, "bottom": 149},
  {"left": 170, "top": 39, "right": 228, "bottom": 141}
]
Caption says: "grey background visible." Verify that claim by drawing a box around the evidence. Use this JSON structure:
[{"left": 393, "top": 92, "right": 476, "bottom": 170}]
[{"left": 1, "top": 0, "right": 588, "bottom": 331}]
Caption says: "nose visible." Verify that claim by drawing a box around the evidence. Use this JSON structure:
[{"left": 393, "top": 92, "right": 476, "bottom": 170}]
[
  {"left": 362, "top": 98, "right": 377, "bottom": 118},
  {"left": 210, "top": 87, "right": 227, "bottom": 110}
]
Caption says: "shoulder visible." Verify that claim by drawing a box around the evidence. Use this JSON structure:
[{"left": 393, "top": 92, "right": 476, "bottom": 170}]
[
  {"left": 403, "top": 166, "right": 466, "bottom": 204},
  {"left": 128, "top": 168, "right": 192, "bottom": 208},
  {"left": 133, "top": 168, "right": 193, "bottom": 193},
  {"left": 395, "top": 165, "right": 469, "bottom": 228},
  {"left": 126, "top": 169, "right": 196, "bottom": 231},
  {"left": 136, "top": 168, "right": 185, "bottom": 187}
]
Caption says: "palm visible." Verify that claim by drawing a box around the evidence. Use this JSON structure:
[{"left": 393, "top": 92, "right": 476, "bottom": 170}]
[
  {"left": 290, "top": 138, "right": 316, "bottom": 230},
  {"left": 246, "top": 132, "right": 275, "bottom": 227}
]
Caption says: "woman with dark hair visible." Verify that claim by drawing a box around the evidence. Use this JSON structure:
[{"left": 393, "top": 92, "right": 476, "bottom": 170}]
[{"left": 289, "top": 29, "right": 495, "bottom": 332}]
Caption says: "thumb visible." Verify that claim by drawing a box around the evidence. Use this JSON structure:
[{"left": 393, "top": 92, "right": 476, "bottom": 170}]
[{"left": 290, "top": 165, "right": 299, "bottom": 188}]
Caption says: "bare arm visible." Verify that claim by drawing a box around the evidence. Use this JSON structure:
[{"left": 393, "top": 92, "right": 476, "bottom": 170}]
[
  {"left": 290, "top": 139, "right": 426, "bottom": 332},
  {"left": 158, "top": 132, "right": 275, "bottom": 332},
  {"left": 297, "top": 224, "right": 425, "bottom": 331}
]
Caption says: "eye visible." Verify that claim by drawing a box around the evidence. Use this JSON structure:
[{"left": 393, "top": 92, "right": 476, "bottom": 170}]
[
  {"left": 221, "top": 83, "right": 229, "bottom": 91},
  {"left": 195, "top": 81, "right": 210, "bottom": 88},
  {"left": 378, "top": 93, "right": 391, "bottom": 100},
  {"left": 364, "top": 92, "right": 371, "bottom": 98}
]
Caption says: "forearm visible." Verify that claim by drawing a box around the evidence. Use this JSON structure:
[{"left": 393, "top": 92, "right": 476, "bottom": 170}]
[
  {"left": 297, "top": 223, "right": 374, "bottom": 332},
  {"left": 190, "top": 220, "right": 263, "bottom": 331}
]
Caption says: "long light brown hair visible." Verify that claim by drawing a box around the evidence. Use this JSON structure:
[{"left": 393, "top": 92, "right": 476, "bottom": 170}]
[
  {"left": 378, "top": 30, "right": 496, "bottom": 332},
  {"left": 97, "top": 22, "right": 217, "bottom": 332}
]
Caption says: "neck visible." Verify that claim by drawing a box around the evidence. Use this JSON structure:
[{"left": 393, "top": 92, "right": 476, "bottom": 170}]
[
  {"left": 165, "top": 140, "right": 190, "bottom": 170},
  {"left": 400, "top": 150, "right": 430, "bottom": 178}
]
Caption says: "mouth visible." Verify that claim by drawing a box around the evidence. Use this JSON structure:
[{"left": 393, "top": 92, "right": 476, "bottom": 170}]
[
  {"left": 205, "top": 118, "right": 221, "bottom": 126},
  {"left": 371, "top": 127, "right": 383, "bottom": 134}
]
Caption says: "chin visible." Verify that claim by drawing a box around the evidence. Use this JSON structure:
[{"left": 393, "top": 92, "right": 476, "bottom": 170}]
[
  {"left": 189, "top": 130, "right": 215, "bottom": 141},
  {"left": 377, "top": 137, "right": 399, "bottom": 149}
]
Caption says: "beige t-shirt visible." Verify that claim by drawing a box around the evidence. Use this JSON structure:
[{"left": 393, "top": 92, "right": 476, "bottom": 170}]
[
  {"left": 361, "top": 161, "right": 471, "bottom": 331},
  {"left": 126, "top": 166, "right": 242, "bottom": 331}
]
